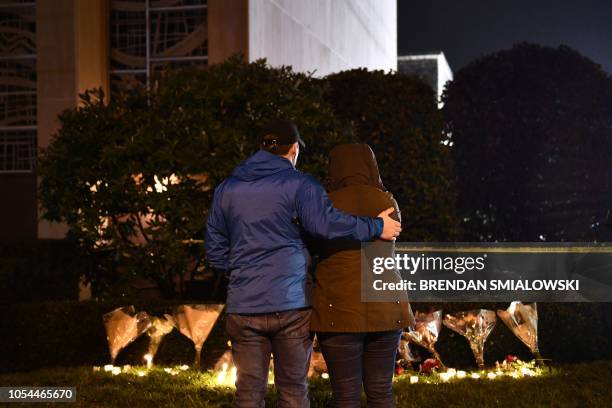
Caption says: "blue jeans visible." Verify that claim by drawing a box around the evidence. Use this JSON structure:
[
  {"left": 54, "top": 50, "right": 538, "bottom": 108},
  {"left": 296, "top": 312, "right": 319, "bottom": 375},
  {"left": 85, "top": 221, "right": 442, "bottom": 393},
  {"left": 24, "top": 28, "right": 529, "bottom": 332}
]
[
  {"left": 317, "top": 330, "right": 401, "bottom": 408},
  {"left": 226, "top": 309, "right": 313, "bottom": 408}
]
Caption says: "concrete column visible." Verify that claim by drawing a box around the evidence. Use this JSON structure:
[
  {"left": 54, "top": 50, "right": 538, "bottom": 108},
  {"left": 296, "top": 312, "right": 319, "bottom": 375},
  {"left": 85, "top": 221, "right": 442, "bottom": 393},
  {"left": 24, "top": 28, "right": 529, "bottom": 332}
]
[
  {"left": 208, "top": 0, "right": 249, "bottom": 64},
  {"left": 74, "top": 0, "right": 110, "bottom": 104},
  {"left": 36, "top": 0, "right": 109, "bottom": 239}
]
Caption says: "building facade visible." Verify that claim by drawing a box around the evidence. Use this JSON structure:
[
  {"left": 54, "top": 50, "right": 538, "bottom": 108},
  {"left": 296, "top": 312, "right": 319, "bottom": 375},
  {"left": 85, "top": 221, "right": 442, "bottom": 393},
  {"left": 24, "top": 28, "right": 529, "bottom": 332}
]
[
  {"left": 398, "top": 52, "right": 453, "bottom": 108},
  {"left": 0, "top": 0, "right": 396, "bottom": 242}
]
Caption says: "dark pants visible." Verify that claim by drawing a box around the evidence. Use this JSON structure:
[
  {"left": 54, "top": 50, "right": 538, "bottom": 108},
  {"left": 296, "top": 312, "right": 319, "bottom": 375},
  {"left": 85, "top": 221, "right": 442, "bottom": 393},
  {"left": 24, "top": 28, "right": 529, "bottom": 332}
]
[
  {"left": 226, "top": 309, "right": 313, "bottom": 408},
  {"left": 317, "top": 330, "right": 401, "bottom": 408}
]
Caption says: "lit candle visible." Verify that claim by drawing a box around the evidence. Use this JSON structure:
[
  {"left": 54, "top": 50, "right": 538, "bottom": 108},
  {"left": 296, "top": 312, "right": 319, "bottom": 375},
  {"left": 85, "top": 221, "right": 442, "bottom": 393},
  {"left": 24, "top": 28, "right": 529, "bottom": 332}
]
[
  {"left": 216, "top": 363, "right": 228, "bottom": 385},
  {"left": 410, "top": 375, "right": 419, "bottom": 384},
  {"left": 456, "top": 371, "right": 466, "bottom": 379},
  {"left": 144, "top": 354, "right": 153, "bottom": 369},
  {"left": 268, "top": 368, "right": 275, "bottom": 385},
  {"left": 112, "top": 367, "right": 121, "bottom": 375},
  {"left": 487, "top": 372, "right": 497, "bottom": 379},
  {"left": 470, "top": 373, "right": 480, "bottom": 379},
  {"left": 440, "top": 372, "right": 451, "bottom": 382},
  {"left": 103, "top": 364, "right": 114, "bottom": 372},
  {"left": 229, "top": 367, "right": 237, "bottom": 385},
  {"left": 520, "top": 367, "right": 535, "bottom": 377}
]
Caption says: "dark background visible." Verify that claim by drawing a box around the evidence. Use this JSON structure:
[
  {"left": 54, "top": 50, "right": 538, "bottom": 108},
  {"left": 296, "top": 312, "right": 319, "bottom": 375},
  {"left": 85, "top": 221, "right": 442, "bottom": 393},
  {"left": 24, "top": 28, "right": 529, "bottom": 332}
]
[{"left": 398, "top": 0, "right": 612, "bottom": 73}]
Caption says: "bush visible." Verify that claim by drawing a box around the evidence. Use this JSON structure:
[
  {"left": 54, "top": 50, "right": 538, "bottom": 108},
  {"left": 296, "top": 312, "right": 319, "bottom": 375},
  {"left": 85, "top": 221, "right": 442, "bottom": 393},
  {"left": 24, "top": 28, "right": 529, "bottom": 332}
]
[
  {"left": 324, "top": 69, "right": 459, "bottom": 241},
  {"left": 0, "top": 300, "right": 229, "bottom": 373},
  {"left": 0, "top": 239, "right": 85, "bottom": 304},
  {"left": 443, "top": 43, "right": 612, "bottom": 241},
  {"left": 37, "top": 56, "right": 353, "bottom": 297}
]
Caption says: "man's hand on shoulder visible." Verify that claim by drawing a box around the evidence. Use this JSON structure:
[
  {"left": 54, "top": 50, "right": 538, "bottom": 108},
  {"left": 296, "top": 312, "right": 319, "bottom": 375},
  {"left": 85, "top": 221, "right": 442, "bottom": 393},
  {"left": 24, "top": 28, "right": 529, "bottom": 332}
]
[{"left": 377, "top": 207, "right": 402, "bottom": 241}]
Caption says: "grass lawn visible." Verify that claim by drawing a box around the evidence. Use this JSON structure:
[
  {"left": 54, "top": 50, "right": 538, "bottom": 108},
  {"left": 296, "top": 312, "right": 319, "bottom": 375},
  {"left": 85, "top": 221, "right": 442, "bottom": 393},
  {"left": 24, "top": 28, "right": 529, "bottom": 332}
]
[{"left": 1, "top": 361, "right": 611, "bottom": 407}]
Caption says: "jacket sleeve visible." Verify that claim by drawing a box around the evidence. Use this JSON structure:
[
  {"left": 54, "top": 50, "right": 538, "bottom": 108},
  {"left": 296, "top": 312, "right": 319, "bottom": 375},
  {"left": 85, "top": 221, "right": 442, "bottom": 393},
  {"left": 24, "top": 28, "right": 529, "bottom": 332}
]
[
  {"left": 205, "top": 185, "right": 230, "bottom": 271},
  {"left": 296, "top": 175, "right": 383, "bottom": 241}
]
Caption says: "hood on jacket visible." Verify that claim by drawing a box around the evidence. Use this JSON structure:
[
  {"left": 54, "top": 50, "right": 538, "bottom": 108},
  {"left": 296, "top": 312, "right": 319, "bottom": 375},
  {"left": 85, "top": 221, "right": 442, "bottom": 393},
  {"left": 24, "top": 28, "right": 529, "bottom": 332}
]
[
  {"left": 327, "top": 144, "right": 385, "bottom": 192},
  {"left": 232, "top": 149, "right": 293, "bottom": 182}
]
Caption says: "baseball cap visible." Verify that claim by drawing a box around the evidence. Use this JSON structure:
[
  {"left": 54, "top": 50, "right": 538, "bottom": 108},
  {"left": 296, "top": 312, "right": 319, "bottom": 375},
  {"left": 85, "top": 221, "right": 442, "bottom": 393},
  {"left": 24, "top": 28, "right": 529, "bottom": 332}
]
[{"left": 260, "top": 119, "right": 306, "bottom": 149}]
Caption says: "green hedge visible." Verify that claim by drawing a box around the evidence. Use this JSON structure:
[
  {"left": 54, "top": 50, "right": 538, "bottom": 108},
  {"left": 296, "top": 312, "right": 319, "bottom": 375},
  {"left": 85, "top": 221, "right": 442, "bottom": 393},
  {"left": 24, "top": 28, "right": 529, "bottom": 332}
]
[
  {"left": 0, "top": 300, "right": 229, "bottom": 374},
  {"left": 0, "top": 240, "right": 85, "bottom": 304},
  {"left": 1, "top": 300, "right": 611, "bottom": 373}
]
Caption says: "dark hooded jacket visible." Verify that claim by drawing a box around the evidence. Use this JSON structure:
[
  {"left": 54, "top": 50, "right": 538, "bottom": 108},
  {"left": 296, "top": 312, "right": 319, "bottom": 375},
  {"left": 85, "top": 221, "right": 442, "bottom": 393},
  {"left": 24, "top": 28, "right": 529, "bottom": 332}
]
[
  {"left": 311, "top": 144, "right": 415, "bottom": 332},
  {"left": 205, "top": 149, "right": 384, "bottom": 314}
]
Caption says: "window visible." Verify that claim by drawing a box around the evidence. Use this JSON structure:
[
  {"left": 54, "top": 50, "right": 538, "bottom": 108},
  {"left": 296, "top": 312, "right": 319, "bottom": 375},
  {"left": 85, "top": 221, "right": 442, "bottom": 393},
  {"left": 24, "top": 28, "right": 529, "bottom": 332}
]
[
  {"left": 0, "top": 1, "right": 36, "bottom": 173},
  {"left": 110, "top": 0, "right": 208, "bottom": 94}
]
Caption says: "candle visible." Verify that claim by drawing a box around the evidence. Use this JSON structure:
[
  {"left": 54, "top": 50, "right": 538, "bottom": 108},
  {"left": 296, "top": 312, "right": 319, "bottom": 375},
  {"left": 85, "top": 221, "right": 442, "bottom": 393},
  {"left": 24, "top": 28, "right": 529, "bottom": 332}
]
[
  {"left": 216, "top": 363, "right": 228, "bottom": 385},
  {"left": 229, "top": 367, "right": 237, "bottom": 385},
  {"left": 144, "top": 354, "right": 153, "bottom": 369}
]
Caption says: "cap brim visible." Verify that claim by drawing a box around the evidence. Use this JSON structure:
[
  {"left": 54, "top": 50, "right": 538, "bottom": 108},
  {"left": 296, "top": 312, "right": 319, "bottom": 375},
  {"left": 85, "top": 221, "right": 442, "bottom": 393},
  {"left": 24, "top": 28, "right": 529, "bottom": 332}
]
[{"left": 297, "top": 136, "right": 306, "bottom": 148}]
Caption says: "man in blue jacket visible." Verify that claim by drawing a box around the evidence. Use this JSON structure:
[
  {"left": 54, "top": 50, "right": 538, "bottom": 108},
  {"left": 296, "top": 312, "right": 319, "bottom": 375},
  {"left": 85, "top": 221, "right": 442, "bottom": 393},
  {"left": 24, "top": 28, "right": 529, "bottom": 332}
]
[{"left": 205, "top": 119, "right": 401, "bottom": 407}]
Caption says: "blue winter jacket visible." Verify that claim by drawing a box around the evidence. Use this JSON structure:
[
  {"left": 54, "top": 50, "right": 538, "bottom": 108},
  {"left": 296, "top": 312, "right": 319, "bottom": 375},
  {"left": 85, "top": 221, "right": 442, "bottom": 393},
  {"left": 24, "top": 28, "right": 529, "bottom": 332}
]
[{"left": 205, "top": 150, "right": 383, "bottom": 314}]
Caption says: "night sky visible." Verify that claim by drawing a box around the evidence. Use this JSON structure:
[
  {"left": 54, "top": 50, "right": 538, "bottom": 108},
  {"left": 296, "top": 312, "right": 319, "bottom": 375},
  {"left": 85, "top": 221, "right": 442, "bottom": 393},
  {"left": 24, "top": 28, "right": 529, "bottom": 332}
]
[{"left": 398, "top": 0, "right": 612, "bottom": 74}]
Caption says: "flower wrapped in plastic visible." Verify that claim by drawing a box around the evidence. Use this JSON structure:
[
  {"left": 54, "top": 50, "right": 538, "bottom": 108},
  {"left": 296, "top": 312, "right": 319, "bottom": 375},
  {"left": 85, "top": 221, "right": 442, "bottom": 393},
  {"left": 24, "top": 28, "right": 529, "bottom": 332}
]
[
  {"left": 173, "top": 304, "right": 225, "bottom": 367},
  {"left": 420, "top": 357, "right": 442, "bottom": 374},
  {"left": 404, "top": 310, "right": 443, "bottom": 364},
  {"left": 146, "top": 314, "right": 176, "bottom": 361},
  {"left": 443, "top": 309, "right": 496, "bottom": 369},
  {"left": 397, "top": 336, "right": 418, "bottom": 366},
  {"left": 103, "top": 306, "right": 151, "bottom": 363},
  {"left": 308, "top": 351, "right": 328, "bottom": 378},
  {"left": 497, "top": 301, "right": 541, "bottom": 359}
]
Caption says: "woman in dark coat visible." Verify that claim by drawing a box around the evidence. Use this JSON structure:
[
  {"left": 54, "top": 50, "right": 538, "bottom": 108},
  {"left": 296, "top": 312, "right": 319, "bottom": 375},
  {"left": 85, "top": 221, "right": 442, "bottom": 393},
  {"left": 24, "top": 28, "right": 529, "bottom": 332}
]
[{"left": 311, "top": 143, "right": 415, "bottom": 408}]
